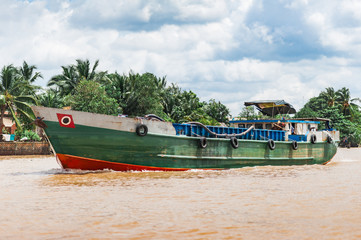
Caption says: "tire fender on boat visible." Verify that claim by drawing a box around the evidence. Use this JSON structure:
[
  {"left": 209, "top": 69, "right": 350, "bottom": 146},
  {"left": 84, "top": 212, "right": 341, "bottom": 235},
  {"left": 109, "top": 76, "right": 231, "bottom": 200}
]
[
  {"left": 230, "top": 137, "right": 239, "bottom": 149},
  {"left": 199, "top": 137, "right": 207, "bottom": 148},
  {"left": 268, "top": 139, "right": 275, "bottom": 150},
  {"left": 310, "top": 134, "right": 317, "bottom": 144},
  {"left": 292, "top": 140, "right": 298, "bottom": 150},
  {"left": 327, "top": 135, "right": 333, "bottom": 144},
  {"left": 136, "top": 124, "right": 148, "bottom": 136}
]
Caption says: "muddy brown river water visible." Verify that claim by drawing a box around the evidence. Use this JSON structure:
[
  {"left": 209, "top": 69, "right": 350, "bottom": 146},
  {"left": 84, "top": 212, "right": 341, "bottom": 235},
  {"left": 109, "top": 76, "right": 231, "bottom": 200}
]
[{"left": 0, "top": 148, "right": 360, "bottom": 239}]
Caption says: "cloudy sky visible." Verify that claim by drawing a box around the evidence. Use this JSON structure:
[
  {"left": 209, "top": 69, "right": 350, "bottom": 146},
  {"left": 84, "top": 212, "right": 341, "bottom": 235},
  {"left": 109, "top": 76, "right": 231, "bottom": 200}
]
[{"left": 1, "top": 0, "right": 361, "bottom": 116}]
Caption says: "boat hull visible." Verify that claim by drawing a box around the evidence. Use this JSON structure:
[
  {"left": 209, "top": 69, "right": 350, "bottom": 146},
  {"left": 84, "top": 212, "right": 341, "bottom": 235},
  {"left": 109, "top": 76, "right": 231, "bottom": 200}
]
[
  {"left": 56, "top": 154, "right": 191, "bottom": 171},
  {"left": 41, "top": 118, "right": 337, "bottom": 171}
]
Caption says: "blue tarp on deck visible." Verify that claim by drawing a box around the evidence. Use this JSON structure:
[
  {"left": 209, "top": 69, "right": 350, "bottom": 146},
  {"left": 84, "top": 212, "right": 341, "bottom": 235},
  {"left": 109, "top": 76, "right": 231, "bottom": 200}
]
[{"left": 173, "top": 123, "right": 285, "bottom": 141}]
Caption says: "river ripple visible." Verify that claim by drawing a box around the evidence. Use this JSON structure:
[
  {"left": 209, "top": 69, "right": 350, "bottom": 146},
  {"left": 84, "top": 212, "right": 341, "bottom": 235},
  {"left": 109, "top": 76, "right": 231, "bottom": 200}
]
[{"left": 0, "top": 148, "right": 360, "bottom": 240}]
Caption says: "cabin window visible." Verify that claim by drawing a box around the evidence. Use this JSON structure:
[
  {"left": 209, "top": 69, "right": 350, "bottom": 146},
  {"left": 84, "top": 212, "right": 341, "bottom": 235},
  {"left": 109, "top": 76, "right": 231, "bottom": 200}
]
[
  {"left": 238, "top": 124, "right": 245, "bottom": 128},
  {"left": 265, "top": 124, "right": 272, "bottom": 129},
  {"left": 246, "top": 124, "right": 253, "bottom": 128},
  {"left": 255, "top": 124, "right": 263, "bottom": 129}
]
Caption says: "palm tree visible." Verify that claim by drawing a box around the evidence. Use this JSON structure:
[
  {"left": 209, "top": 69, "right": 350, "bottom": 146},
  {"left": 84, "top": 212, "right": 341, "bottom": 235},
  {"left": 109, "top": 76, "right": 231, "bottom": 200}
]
[
  {"left": 0, "top": 65, "right": 38, "bottom": 134},
  {"left": 320, "top": 87, "right": 337, "bottom": 107},
  {"left": 106, "top": 71, "right": 164, "bottom": 116},
  {"left": 106, "top": 72, "right": 128, "bottom": 106},
  {"left": 336, "top": 87, "right": 360, "bottom": 118},
  {"left": 37, "top": 88, "right": 64, "bottom": 108},
  {"left": 162, "top": 83, "right": 182, "bottom": 118},
  {"left": 18, "top": 61, "right": 42, "bottom": 97},
  {"left": 19, "top": 61, "right": 43, "bottom": 83},
  {"left": 48, "top": 59, "right": 106, "bottom": 96},
  {"left": 47, "top": 65, "right": 78, "bottom": 96},
  {"left": 153, "top": 75, "right": 167, "bottom": 89},
  {"left": 75, "top": 59, "right": 99, "bottom": 81}
]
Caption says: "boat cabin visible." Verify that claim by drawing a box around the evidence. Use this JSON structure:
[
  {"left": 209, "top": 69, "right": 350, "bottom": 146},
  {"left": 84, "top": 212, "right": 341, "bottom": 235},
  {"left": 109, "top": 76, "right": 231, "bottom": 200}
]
[
  {"left": 229, "top": 118, "right": 338, "bottom": 142},
  {"left": 229, "top": 100, "right": 339, "bottom": 142},
  {"left": 232, "top": 119, "right": 319, "bottom": 133},
  {"left": 172, "top": 100, "right": 339, "bottom": 143}
]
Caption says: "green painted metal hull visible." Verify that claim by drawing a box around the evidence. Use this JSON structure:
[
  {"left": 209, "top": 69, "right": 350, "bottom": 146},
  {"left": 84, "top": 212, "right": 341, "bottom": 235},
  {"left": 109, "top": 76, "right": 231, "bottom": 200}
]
[{"left": 44, "top": 121, "right": 337, "bottom": 170}]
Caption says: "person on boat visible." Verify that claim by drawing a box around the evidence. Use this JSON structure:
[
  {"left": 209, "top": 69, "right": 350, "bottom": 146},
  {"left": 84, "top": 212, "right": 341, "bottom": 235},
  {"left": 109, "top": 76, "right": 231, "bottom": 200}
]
[{"left": 272, "top": 121, "right": 285, "bottom": 130}]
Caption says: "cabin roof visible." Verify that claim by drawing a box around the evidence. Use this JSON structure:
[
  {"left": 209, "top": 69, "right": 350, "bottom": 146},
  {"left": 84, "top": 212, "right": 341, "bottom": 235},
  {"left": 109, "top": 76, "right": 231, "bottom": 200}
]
[
  {"left": 292, "top": 117, "right": 330, "bottom": 122},
  {"left": 245, "top": 100, "right": 296, "bottom": 116},
  {"left": 230, "top": 119, "right": 321, "bottom": 124}
]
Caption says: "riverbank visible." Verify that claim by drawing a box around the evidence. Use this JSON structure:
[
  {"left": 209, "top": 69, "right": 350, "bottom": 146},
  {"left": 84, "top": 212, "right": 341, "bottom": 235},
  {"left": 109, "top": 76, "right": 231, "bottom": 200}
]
[
  {"left": 0, "top": 142, "right": 51, "bottom": 155},
  {"left": 0, "top": 154, "right": 53, "bottom": 159}
]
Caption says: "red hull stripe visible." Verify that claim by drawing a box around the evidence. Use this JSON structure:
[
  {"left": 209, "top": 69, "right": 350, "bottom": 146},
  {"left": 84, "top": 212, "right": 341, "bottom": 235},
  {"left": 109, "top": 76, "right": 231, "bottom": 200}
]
[{"left": 56, "top": 154, "right": 192, "bottom": 171}]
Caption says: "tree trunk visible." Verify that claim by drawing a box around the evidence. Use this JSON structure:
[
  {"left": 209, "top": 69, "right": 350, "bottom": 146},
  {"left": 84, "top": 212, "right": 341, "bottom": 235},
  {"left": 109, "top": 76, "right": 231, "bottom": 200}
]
[{"left": 0, "top": 105, "right": 5, "bottom": 141}]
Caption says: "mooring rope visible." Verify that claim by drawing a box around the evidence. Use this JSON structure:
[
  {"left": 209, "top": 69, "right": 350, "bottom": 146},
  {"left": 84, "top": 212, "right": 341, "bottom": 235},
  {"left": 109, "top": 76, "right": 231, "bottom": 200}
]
[{"left": 144, "top": 114, "right": 165, "bottom": 122}]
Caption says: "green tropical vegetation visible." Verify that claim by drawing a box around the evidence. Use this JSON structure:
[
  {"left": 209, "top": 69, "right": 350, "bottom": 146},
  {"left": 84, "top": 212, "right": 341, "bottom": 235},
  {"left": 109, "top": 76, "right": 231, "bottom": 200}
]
[
  {"left": 296, "top": 87, "right": 361, "bottom": 146},
  {"left": 0, "top": 62, "right": 40, "bottom": 138},
  {"left": 238, "top": 106, "right": 260, "bottom": 120},
  {"left": 0, "top": 59, "right": 231, "bottom": 141},
  {"left": 68, "top": 80, "right": 120, "bottom": 115},
  {"left": 0, "top": 59, "right": 361, "bottom": 147}
]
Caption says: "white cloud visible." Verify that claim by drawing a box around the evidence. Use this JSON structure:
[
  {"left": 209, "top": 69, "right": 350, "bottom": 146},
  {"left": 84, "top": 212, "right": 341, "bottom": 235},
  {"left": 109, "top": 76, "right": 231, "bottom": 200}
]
[
  {"left": 1, "top": 0, "right": 361, "bottom": 116},
  {"left": 252, "top": 23, "right": 274, "bottom": 44}
]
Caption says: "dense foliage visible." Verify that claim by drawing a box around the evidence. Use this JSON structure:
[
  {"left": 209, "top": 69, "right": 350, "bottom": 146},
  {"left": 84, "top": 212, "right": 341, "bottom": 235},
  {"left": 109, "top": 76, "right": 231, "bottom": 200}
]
[
  {"left": 0, "top": 62, "right": 40, "bottom": 135},
  {"left": 0, "top": 59, "right": 231, "bottom": 141},
  {"left": 104, "top": 72, "right": 164, "bottom": 117},
  {"left": 68, "top": 80, "right": 120, "bottom": 115},
  {"left": 44, "top": 60, "right": 230, "bottom": 125},
  {"left": 238, "top": 106, "right": 260, "bottom": 120},
  {"left": 296, "top": 87, "right": 361, "bottom": 146},
  {"left": 2, "top": 59, "right": 361, "bottom": 147}
]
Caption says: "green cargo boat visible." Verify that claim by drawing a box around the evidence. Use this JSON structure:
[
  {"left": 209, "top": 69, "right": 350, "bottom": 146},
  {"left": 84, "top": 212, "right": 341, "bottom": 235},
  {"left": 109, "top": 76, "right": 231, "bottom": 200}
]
[{"left": 32, "top": 100, "right": 338, "bottom": 171}]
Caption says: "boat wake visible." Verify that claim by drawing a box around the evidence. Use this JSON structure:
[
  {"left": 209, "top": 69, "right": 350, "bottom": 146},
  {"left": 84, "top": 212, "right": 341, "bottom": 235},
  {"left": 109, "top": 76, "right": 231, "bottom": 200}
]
[
  {"left": 53, "top": 168, "right": 114, "bottom": 175},
  {"left": 334, "top": 158, "right": 359, "bottom": 163}
]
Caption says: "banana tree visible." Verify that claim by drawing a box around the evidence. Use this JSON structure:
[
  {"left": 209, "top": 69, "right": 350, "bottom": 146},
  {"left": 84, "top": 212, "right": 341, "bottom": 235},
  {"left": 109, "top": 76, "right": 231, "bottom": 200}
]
[{"left": 0, "top": 65, "right": 38, "bottom": 135}]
